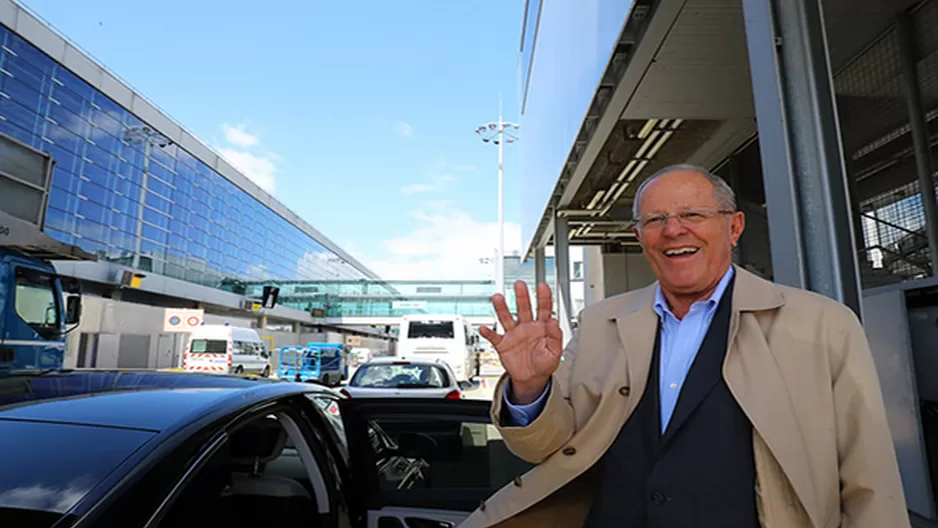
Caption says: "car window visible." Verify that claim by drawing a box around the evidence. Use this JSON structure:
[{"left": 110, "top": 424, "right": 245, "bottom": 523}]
[
  {"left": 0, "top": 420, "right": 154, "bottom": 528},
  {"left": 13, "top": 268, "right": 59, "bottom": 338},
  {"left": 156, "top": 413, "right": 323, "bottom": 527},
  {"left": 360, "top": 416, "right": 534, "bottom": 511},
  {"left": 190, "top": 339, "right": 227, "bottom": 354},
  {"left": 307, "top": 395, "right": 349, "bottom": 463},
  {"left": 351, "top": 364, "right": 449, "bottom": 388}
]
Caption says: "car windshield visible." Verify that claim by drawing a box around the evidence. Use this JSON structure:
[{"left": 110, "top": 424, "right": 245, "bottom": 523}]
[
  {"left": 189, "top": 339, "right": 227, "bottom": 354},
  {"left": 0, "top": 420, "right": 154, "bottom": 527},
  {"left": 350, "top": 363, "right": 449, "bottom": 388}
]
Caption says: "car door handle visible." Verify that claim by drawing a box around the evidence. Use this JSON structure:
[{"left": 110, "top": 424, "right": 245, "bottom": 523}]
[{"left": 404, "top": 518, "right": 455, "bottom": 528}]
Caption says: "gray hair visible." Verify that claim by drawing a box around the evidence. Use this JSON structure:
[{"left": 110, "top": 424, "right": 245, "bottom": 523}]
[{"left": 631, "top": 163, "right": 737, "bottom": 220}]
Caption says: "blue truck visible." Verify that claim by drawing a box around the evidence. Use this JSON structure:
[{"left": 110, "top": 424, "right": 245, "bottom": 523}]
[
  {"left": 277, "top": 342, "right": 349, "bottom": 386},
  {"left": 0, "top": 132, "right": 93, "bottom": 373}
]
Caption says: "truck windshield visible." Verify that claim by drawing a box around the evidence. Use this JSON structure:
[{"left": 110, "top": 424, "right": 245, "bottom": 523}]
[
  {"left": 406, "top": 321, "right": 454, "bottom": 339},
  {"left": 13, "top": 268, "right": 59, "bottom": 339},
  {"left": 190, "top": 340, "right": 227, "bottom": 354}
]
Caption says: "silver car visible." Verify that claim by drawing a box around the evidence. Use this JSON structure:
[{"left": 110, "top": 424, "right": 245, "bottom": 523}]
[{"left": 340, "top": 357, "right": 474, "bottom": 399}]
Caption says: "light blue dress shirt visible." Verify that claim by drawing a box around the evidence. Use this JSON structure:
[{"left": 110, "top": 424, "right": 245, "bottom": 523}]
[{"left": 504, "top": 267, "right": 735, "bottom": 431}]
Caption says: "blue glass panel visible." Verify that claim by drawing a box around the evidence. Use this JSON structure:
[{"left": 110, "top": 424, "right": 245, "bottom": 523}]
[
  {"left": 45, "top": 227, "right": 75, "bottom": 246},
  {"left": 0, "top": 98, "right": 40, "bottom": 132},
  {"left": 147, "top": 176, "right": 173, "bottom": 200},
  {"left": 48, "top": 188, "right": 79, "bottom": 213},
  {"left": 52, "top": 64, "right": 94, "bottom": 102},
  {"left": 144, "top": 190, "right": 171, "bottom": 214},
  {"left": 143, "top": 207, "right": 170, "bottom": 230},
  {"left": 51, "top": 167, "right": 80, "bottom": 195},
  {"left": 84, "top": 143, "right": 116, "bottom": 169},
  {"left": 0, "top": 117, "right": 33, "bottom": 145},
  {"left": 78, "top": 180, "right": 109, "bottom": 206},
  {"left": 75, "top": 218, "right": 109, "bottom": 243},
  {"left": 4, "top": 54, "right": 45, "bottom": 93},
  {"left": 77, "top": 199, "right": 107, "bottom": 224},
  {"left": 142, "top": 224, "right": 169, "bottom": 245},
  {"left": 44, "top": 206, "right": 75, "bottom": 233}
]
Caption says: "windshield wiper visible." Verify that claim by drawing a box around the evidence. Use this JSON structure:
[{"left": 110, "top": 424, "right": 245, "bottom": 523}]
[{"left": 395, "top": 383, "right": 434, "bottom": 389}]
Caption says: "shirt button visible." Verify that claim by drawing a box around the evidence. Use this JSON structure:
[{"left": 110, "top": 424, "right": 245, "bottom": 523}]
[
  {"left": 651, "top": 491, "right": 667, "bottom": 505},
  {"left": 669, "top": 383, "right": 678, "bottom": 389},
  {"left": 562, "top": 446, "right": 577, "bottom": 456},
  {"left": 619, "top": 386, "right": 630, "bottom": 396}
]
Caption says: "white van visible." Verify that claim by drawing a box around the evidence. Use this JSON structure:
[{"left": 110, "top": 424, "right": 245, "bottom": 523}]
[
  {"left": 397, "top": 315, "right": 477, "bottom": 381},
  {"left": 184, "top": 324, "right": 270, "bottom": 376}
]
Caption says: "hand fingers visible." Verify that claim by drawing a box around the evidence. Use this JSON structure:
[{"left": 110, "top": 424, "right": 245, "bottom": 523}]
[
  {"left": 546, "top": 317, "right": 563, "bottom": 341},
  {"left": 537, "top": 283, "right": 553, "bottom": 321},
  {"left": 478, "top": 325, "right": 502, "bottom": 347},
  {"left": 492, "top": 293, "right": 517, "bottom": 332},
  {"left": 514, "top": 281, "right": 533, "bottom": 323}
]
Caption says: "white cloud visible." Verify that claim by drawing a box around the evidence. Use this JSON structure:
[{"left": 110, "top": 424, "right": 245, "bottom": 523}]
[
  {"left": 218, "top": 148, "right": 277, "bottom": 195},
  {"left": 400, "top": 174, "right": 457, "bottom": 195},
  {"left": 396, "top": 121, "right": 414, "bottom": 138},
  {"left": 217, "top": 123, "right": 278, "bottom": 195},
  {"left": 362, "top": 206, "right": 521, "bottom": 280},
  {"left": 221, "top": 123, "right": 260, "bottom": 148}
]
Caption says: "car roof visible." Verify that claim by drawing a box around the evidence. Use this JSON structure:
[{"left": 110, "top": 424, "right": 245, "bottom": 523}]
[{"left": 0, "top": 369, "right": 334, "bottom": 432}]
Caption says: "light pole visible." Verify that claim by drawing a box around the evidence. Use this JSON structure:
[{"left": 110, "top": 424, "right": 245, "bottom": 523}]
[
  {"left": 475, "top": 94, "right": 519, "bottom": 326},
  {"left": 123, "top": 126, "right": 172, "bottom": 271}
]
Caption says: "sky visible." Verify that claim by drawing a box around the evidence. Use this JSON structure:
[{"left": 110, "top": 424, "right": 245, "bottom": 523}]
[{"left": 20, "top": 0, "right": 526, "bottom": 280}]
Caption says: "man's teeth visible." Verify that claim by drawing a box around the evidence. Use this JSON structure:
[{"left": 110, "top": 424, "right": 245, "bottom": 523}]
[{"left": 665, "top": 247, "right": 699, "bottom": 256}]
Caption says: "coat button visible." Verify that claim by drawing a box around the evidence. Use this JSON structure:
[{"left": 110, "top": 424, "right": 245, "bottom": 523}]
[
  {"left": 562, "top": 446, "right": 577, "bottom": 456},
  {"left": 650, "top": 491, "right": 667, "bottom": 505},
  {"left": 618, "top": 386, "right": 630, "bottom": 396},
  {"left": 513, "top": 476, "right": 523, "bottom": 487}
]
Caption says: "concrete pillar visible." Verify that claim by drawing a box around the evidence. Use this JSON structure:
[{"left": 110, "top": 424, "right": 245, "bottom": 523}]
[
  {"left": 584, "top": 246, "right": 605, "bottom": 306},
  {"left": 534, "top": 247, "right": 547, "bottom": 285},
  {"left": 258, "top": 315, "right": 267, "bottom": 329},
  {"left": 292, "top": 322, "right": 301, "bottom": 333},
  {"left": 601, "top": 251, "right": 657, "bottom": 298}
]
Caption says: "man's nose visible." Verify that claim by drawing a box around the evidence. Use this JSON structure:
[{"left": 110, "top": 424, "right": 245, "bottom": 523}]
[{"left": 661, "top": 215, "right": 687, "bottom": 236}]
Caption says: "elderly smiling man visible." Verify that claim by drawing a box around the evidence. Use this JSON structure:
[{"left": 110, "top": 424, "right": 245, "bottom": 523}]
[{"left": 466, "top": 165, "right": 908, "bottom": 528}]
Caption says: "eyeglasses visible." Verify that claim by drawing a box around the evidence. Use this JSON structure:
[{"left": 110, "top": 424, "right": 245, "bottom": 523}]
[{"left": 636, "top": 207, "right": 734, "bottom": 231}]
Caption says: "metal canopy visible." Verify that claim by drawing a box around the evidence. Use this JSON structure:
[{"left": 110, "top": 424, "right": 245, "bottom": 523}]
[{"left": 529, "top": 0, "right": 922, "bottom": 252}]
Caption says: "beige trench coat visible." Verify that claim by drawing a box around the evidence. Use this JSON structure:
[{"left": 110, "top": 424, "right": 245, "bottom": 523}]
[{"left": 459, "top": 266, "right": 908, "bottom": 528}]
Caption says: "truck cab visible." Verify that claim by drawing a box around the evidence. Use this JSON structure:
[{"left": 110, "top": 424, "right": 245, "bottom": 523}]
[
  {"left": 0, "top": 131, "right": 92, "bottom": 374},
  {"left": 0, "top": 249, "right": 81, "bottom": 371}
]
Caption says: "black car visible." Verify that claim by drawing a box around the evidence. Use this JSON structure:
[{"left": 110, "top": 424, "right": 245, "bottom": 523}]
[{"left": 0, "top": 370, "right": 532, "bottom": 528}]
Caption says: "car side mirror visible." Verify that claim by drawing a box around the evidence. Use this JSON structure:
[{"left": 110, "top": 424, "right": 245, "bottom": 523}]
[
  {"left": 65, "top": 296, "right": 82, "bottom": 325},
  {"left": 458, "top": 380, "right": 473, "bottom": 391}
]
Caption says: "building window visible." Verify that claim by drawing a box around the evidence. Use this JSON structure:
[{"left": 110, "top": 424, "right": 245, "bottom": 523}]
[{"left": 572, "top": 262, "right": 583, "bottom": 280}]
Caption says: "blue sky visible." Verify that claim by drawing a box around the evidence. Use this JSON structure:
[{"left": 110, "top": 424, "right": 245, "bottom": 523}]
[{"left": 21, "top": 0, "right": 525, "bottom": 280}]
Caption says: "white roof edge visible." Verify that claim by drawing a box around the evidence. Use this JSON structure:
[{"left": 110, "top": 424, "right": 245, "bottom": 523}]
[{"left": 3, "top": 0, "right": 380, "bottom": 280}]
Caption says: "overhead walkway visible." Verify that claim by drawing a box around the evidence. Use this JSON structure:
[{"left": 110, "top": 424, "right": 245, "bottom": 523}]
[{"left": 242, "top": 279, "right": 504, "bottom": 329}]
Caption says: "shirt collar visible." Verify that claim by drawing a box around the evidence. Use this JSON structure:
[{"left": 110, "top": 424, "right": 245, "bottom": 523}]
[{"left": 654, "top": 265, "right": 735, "bottom": 319}]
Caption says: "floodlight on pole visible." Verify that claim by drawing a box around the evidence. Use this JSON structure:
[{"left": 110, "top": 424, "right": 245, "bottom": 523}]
[{"left": 476, "top": 94, "right": 519, "bottom": 332}]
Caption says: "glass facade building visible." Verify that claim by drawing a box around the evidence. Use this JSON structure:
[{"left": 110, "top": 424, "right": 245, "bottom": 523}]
[
  {"left": 0, "top": 21, "right": 372, "bottom": 291},
  {"left": 245, "top": 256, "right": 559, "bottom": 320}
]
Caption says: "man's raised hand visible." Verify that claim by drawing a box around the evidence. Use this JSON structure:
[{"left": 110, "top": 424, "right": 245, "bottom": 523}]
[{"left": 478, "top": 280, "right": 563, "bottom": 405}]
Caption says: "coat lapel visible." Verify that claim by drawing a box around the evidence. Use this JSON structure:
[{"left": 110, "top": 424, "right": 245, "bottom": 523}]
[
  {"left": 724, "top": 268, "right": 823, "bottom": 528},
  {"left": 611, "top": 283, "right": 659, "bottom": 417}
]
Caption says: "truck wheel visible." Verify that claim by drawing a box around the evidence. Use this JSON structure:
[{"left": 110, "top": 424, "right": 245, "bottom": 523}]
[
  {"left": 320, "top": 374, "right": 330, "bottom": 386},
  {"left": 234, "top": 366, "right": 244, "bottom": 375},
  {"left": 261, "top": 366, "right": 270, "bottom": 378}
]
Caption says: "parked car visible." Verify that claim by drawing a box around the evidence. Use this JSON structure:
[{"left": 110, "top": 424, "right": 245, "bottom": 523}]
[
  {"left": 340, "top": 357, "right": 474, "bottom": 399},
  {"left": 0, "top": 369, "right": 531, "bottom": 528}
]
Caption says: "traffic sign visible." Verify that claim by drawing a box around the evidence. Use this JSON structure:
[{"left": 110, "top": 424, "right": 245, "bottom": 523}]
[{"left": 163, "top": 308, "right": 204, "bottom": 332}]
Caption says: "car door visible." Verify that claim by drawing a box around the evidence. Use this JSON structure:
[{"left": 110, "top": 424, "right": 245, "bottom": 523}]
[{"left": 338, "top": 398, "right": 534, "bottom": 528}]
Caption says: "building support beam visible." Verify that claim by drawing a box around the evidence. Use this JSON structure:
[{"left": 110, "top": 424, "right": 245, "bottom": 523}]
[
  {"left": 897, "top": 13, "right": 938, "bottom": 276},
  {"left": 741, "top": 0, "right": 862, "bottom": 317},
  {"left": 534, "top": 247, "right": 547, "bottom": 286},
  {"left": 553, "top": 214, "right": 574, "bottom": 344}
]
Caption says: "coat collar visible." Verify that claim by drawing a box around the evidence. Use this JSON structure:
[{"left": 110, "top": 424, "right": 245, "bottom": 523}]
[{"left": 611, "top": 265, "right": 785, "bottom": 319}]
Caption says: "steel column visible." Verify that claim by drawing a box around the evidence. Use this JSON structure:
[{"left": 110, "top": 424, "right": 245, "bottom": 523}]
[
  {"left": 553, "top": 214, "right": 574, "bottom": 340},
  {"left": 741, "top": 0, "right": 863, "bottom": 317},
  {"left": 897, "top": 13, "right": 938, "bottom": 276},
  {"left": 534, "top": 247, "right": 547, "bottom": 285}
]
